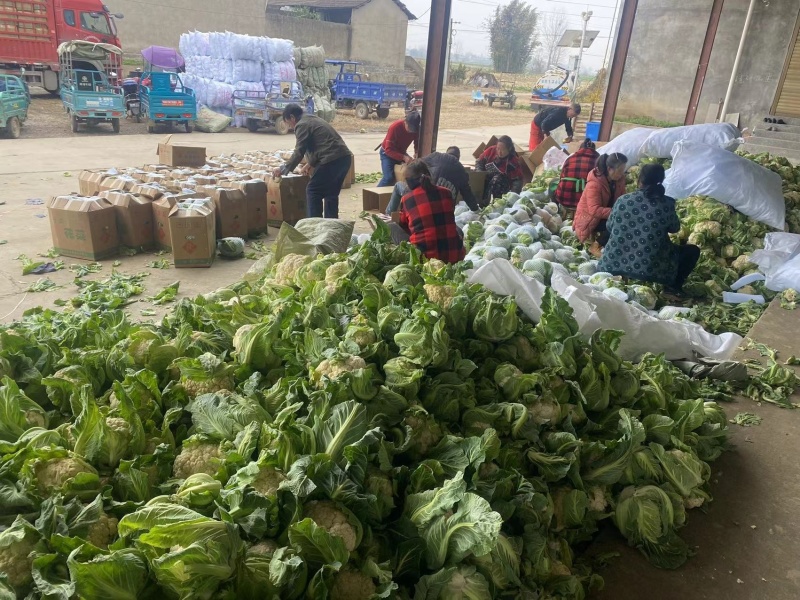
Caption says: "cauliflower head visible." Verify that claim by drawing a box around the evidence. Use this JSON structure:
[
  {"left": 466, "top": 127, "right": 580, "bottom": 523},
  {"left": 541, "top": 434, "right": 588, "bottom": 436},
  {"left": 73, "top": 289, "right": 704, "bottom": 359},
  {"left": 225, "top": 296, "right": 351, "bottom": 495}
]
[
  {"left": 249, "top": 540, "right": 280, "bottom": 556},
  {"left": 324, "top": 261, "right": 351, "bottom": 294},
  {"left": 34, "top": 456, "right": 97, "bottom": 495},
  {"left": 86, "top": 513, "right": 119, "bottom": 549},
  {"left": 0, "top": 517, "right": 40, "bottom": 589},
  {"left": 303, "top": 500, "right": 360, "bottom": 552},
  {"left": 312, "top": 354, "right": 367, "bottom": 387},
  {"left": 330, "top": 569, "right": 376, "bottom": 600},
  {"left": 250, "top": 466, "right": 286, "bottom": 498},
  {"left": 423, "top": 284, "right": 456, "bottom": 310},
  {"left": 173, "top": 441, "right": 223, "bottom": 480},
  {"left": 403, "top": 411, "right": 443, "bottom": 461},
  {"left": 273, "top": 253, "right": 312, "bottom": 287}
]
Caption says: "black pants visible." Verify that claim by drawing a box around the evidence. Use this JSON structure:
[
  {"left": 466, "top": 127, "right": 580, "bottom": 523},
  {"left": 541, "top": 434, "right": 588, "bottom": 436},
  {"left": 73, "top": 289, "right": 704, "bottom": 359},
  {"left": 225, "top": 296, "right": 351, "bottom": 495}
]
[
  {"left": 306, "top": 154, "right": 352, "bottom": 218},
  {"left": 596, "top": 220, "right": 609, "bottom": 246},
  {"left": 674, "top": 244, "right": 701, "bottom": 289}
]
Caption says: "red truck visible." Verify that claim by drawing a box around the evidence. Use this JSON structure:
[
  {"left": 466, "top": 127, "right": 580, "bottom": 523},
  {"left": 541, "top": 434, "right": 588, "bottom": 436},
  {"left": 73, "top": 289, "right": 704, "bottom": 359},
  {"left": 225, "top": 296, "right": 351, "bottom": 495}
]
[{"left": 0, "top": 0, "right": 123, "bottom": 93}]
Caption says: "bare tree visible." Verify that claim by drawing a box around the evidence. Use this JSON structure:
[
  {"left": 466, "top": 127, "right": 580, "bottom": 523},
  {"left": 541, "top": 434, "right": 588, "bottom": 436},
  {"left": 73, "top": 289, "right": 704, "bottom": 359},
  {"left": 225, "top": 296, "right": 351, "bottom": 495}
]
[{"left": 537, "top": 11, "right": 569, "bottom": 70}]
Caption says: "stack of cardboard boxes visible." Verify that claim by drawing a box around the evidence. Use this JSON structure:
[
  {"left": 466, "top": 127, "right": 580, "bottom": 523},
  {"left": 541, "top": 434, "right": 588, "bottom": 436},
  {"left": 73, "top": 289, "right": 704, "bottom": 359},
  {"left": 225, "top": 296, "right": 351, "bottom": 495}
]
[{"left": 48, "top": 139, "right": 314, "bottom": 268}]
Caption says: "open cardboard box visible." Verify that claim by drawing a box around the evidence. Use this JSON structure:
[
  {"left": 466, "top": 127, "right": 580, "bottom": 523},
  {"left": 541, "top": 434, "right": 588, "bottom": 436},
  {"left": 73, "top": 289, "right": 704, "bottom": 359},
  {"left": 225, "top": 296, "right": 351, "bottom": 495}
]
[
  {"left": 157, "top": 135, "right": 206, "bottom": 168},
  {"left": 362, "top": 187, "right": 394, "bottom": 214}
]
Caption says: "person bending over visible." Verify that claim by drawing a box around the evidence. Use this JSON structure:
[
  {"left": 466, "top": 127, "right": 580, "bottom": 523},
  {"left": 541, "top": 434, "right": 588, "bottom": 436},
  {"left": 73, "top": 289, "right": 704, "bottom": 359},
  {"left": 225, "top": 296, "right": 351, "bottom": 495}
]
[
  {"left": 573, "top": 151, "right": 627, "bottom": 256},
  {"left": 397, "top": 160, "right": 465, "bottom": 264},
  {"left": 377, "top": 111, "right": 420, "bottom": 187},
  {"left": 274, "top": 103, "right": 352, "bottom": 219},
  {"left": 554, "top": 138, "right": 599, "bottom": 219},
  {"left": 385, "top": 146, "right": 479, "bottom": 214}
]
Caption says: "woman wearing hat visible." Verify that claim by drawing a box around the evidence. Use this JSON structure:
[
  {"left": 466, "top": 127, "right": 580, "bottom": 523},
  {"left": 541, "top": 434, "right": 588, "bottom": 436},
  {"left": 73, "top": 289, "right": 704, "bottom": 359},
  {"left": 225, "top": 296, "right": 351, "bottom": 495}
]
[{"left": 377, "top": 111, "right": 421, "bottom": 187}]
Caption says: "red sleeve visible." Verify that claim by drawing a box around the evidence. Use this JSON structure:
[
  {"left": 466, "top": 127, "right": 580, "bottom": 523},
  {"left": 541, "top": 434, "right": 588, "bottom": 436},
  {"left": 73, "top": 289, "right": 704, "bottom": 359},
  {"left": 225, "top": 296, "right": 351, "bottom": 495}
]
[
  {"left": 399, "top": 197, "right": 411, "bottom": 232},
  {"left": 583, "top": 179, "right": 613, "bottom": 220},
  {"left": 508, "top": 156, "right": 524, "bottom": 181},
  {"left": 478, "top": 147, "right": 495, "bottom": 162},
  {"left": 382, "top": 121, "right": 408, "bottom": 162}
]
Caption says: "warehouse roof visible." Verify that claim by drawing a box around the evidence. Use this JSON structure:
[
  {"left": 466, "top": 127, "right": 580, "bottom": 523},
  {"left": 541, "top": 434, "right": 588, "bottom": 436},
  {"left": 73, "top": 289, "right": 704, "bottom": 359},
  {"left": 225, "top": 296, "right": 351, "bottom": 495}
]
[{"left": 271, "top": 0, "right": 416, "bottom": 20}]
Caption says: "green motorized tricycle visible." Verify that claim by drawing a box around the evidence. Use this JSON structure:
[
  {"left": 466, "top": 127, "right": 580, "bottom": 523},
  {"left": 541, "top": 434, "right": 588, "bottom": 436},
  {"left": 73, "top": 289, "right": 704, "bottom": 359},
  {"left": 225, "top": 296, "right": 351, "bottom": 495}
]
[{"left": 0, "top": 74, "right": 30, "bottom": 139}]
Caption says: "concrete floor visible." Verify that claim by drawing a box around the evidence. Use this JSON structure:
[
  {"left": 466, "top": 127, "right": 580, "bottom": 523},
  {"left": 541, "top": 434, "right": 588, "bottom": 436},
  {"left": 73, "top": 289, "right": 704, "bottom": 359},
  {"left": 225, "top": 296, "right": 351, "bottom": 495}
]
[
  {"left": 596, "top": 300, "right": 800, "bottom": 600},
  {"left": 1, "top": 125, "right": 798, "bottom": 598},
  {"left": 0, "top": 123, "right": 529, "bottom": 321}
]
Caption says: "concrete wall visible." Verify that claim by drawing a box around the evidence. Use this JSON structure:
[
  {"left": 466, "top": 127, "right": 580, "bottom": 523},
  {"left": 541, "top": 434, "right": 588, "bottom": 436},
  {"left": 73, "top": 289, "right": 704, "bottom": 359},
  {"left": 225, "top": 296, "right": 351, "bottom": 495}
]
[
  {"left": 350, "top": 0, "right": 408, "bottom": 68},
  {"left": 107, "top": 0, "right": 267, "bottom": 54},
  {"left": 618, "top": 0, "right": 800, "bottom": 129},
  {"left": 108, "top": 0, "right": 398, "bottom": 68},
  {"left": 264, "top": 14, "right": 350, "bottom": 60}
]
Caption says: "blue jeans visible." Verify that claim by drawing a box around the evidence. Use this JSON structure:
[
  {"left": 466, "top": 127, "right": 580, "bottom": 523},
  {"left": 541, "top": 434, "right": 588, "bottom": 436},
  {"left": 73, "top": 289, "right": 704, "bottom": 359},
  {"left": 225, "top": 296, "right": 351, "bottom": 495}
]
[
  {"left": 378, "top": 148, "right": 401, "bottom": 187},
  {"left": 306, "top": 154, "right": 352, "bottom": 218}
]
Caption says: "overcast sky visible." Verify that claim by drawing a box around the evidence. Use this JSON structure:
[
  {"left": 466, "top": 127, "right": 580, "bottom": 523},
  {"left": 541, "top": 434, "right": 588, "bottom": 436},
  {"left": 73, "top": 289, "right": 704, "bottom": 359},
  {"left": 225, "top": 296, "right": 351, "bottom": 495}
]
[{"left": 402, "top": 0, "right": 621, "bottom": 71}]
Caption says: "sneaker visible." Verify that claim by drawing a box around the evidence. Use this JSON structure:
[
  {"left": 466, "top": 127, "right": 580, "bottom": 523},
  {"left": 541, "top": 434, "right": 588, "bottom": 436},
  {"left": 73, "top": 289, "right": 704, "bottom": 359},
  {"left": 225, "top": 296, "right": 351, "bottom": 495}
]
[{"left": 778, "top": 119, "right": 787, "bottom": 124}]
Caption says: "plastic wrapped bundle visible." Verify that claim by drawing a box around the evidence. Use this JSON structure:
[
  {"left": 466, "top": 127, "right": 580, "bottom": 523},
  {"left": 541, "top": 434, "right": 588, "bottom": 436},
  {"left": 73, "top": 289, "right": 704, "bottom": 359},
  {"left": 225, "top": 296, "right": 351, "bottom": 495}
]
[
  {"left": 261, "top": 37, "right": 275, "bottom": 63},
  {"left": 273, "top": 61, "right": 297, "bottom": 82},
  {"left": 262, "top": 63, "right": 275, "bottom": 86},
  {"left": 195, "top": 106, "right": 232, "bottom": 133},
  {"left": 206, "top": 80, "right": 234, "bottom": 108},
  {"left": 232, "top": 60, "right": 262, "bottom": 83},
  {"left": 272, "top": 38, "right": 294, "bottom": 62},
  {"left": 230, "top": 34, "right": 261, "bottom": 61},
  {"left": 293, "top": 47, "right": 302, "bottom": 65},
  {"left": 209, "top": 32, "right": 233, "bottom": 59}
]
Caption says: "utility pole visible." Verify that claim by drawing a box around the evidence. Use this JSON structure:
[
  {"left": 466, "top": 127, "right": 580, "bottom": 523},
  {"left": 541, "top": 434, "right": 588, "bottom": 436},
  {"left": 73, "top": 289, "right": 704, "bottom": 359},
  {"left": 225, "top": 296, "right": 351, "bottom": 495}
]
[
  {"left": 572, "top": 10, "right": 592, "bottom": 95},
  {"left": 443, "top": 19, "right": 460, "bottom": 85}
]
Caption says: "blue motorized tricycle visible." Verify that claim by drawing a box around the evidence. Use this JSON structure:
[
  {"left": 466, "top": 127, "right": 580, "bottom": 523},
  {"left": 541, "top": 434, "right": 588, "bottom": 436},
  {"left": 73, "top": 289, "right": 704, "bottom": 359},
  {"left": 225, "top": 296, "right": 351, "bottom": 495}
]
[
  {"left": 140, "top": 71, "right": 197, "bottom": 133},
  {"left": 58, "top": 41, "right": 125, "bottom": 134}
]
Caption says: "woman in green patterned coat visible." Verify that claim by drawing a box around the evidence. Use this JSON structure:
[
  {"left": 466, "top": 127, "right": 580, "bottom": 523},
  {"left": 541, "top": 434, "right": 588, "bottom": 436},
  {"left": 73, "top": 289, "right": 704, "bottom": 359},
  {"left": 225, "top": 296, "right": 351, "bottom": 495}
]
[{"left": 598, "top": 164, "right": 700, "bottom": 292}]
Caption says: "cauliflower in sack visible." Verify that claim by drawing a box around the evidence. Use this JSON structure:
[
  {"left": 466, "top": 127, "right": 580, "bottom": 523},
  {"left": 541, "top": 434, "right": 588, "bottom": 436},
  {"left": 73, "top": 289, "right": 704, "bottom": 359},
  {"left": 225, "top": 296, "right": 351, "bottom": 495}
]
[
  {"left": 303, "top": 500, "right": 359, "bottom": 552},
  {"left": 330, "top": 569, "right": 376, "bottom": 600},
  {"left": 86, "top": 513, "right": 119, "bottom": 549},
  {"left": 173, "top": 442, "right": 223, "bottom": 480},
  {"left": 273, "top": 254, "right": 312, "bottom": 286},
  {"left": 312, "top": 354, "right": 368, "bottom": 387}
]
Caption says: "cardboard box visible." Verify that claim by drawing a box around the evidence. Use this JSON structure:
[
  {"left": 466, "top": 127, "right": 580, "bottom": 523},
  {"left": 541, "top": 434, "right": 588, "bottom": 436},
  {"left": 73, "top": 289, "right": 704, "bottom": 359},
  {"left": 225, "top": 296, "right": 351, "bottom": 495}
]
[
  {"left": 152, "top": 196, "right": 179, "bottom": 252},
  {"left": 394, "top": 163, "right": 406, "bottom": 183},
  {"left": 473, "top": 135, "right": 499, "bottom": 160},
  {"left": 342, "top": 155, "right": 356, "bottom": 190},
  {"left": 130, "top": 183, "right": 165, "bottom": 201},
  {"left": 168, "top": 199, "right": 216, "bottom": 268},
  {"left": 104, "top": 192, "right": 155, "bottom": 249},
  {"left": 466, "top": 169, "right": 488, "bottom": 199},
  {"left": 48, "top": 196, "right": 119, "bottom": 260},
  {"left": 232, "top": 179, "right": 268, "bottom": 236},
  {"left": 211, "top": 188, "right": 247, "bottom": 239},
  {"left": 99, "top": 175, "right": 136, "bottom": 194},
  {"left": 78, "top": 170, "right": 109, "bottom": 196},
  {"left": 267, "top": 175, "right": 309, "bottom": 227},
  {"left": 362, "top": 187, "right": 394, "bottom": 213},
  {"left": 518, "top": 136, "right": 561, "bottom": 182},
  {"left": 157, "top": 136, "right": 206, "bottom": 168}
]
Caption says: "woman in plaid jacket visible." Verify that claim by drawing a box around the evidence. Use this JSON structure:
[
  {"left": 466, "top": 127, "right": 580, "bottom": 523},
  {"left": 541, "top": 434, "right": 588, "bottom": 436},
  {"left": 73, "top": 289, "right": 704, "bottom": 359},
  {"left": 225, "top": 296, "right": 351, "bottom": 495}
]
[
  {"left": 554, "top": 139, "right": 599, "bottom": 217},
  {"left": 398, "top": 160, "right": 466, "bottom": 264}
]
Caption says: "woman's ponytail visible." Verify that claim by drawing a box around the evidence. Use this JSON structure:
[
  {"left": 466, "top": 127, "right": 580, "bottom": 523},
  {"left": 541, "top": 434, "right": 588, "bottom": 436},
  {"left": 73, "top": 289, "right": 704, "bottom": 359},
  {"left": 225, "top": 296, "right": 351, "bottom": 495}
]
[{"left": 595, "top": 152, "right": 628, "bottom": 176}]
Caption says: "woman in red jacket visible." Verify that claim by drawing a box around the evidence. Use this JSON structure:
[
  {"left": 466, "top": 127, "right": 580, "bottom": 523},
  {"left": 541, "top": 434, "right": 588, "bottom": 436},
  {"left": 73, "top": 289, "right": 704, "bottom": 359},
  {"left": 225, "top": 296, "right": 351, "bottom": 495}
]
[
  {"left": 377, "top": 111, "right": 421, "bottom": 187},
  {"left": 573, "top": 152, "right": 628, "bottom": 256},
  {"left": 398, "top": 160, "right": 465, "bottom": 264},
  {"left": 554, "top": 138, "right": 599, "bottom": 218}
]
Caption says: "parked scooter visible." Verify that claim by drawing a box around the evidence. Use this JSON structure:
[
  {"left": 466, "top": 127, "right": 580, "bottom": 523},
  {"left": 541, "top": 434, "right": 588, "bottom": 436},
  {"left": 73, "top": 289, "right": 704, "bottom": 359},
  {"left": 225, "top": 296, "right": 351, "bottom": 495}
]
[{"left": 122, "top": 71, "right": 141, "bottom": 123}]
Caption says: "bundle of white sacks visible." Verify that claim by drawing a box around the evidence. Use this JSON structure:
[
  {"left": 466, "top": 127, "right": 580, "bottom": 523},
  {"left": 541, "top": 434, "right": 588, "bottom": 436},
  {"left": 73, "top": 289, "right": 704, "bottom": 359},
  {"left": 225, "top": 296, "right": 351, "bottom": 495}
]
[{"left": 180, "top": 31, "right": 297, "bottom": 125}]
